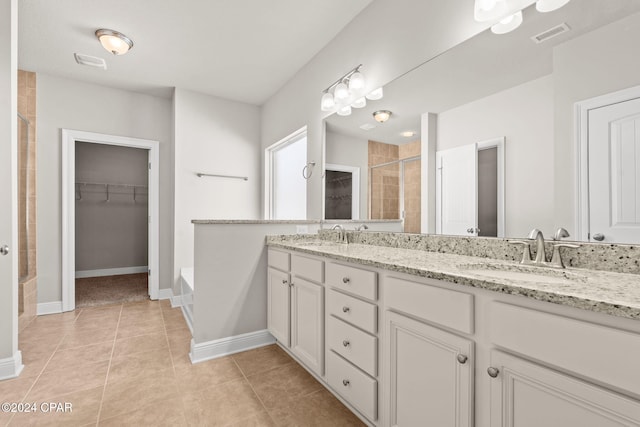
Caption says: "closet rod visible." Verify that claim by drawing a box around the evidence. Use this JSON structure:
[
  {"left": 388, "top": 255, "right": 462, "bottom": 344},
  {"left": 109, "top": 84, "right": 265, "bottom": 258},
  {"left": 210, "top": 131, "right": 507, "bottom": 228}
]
[
  {"left": 196, "top": 173, "right": 248, "bottom": 181},
  {"left": 76, "top": 181, "right": 148, "bottom": 189}
]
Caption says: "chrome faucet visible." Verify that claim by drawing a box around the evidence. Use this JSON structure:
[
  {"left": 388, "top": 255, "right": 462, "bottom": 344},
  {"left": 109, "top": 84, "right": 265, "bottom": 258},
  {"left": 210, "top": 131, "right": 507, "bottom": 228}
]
[
  {"left": 331, "top": 224, "right": 348, "bottom": 244},
  {"left": 356, "top": 224, "right": 369, "bottom": 231},
  {"left": 509, "top": 228, "right": 579, "bottom": 268},
  {"left": 528, "top": 228, "right": 547, "bottom": 264}
]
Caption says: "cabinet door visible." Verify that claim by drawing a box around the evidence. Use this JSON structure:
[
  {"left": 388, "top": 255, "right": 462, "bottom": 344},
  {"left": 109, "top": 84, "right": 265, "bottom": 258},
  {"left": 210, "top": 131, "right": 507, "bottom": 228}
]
[
  {"left": 291, "top": 277, "right": 324, "bottom": 376},
  {"left": 385, "top": 311, "right": 474, "bottom": 427},
  {"left": 267, "top": 267, "right": 290, "bottom": 347},
  {"left": 489, "top": 350, "right": 640, "bottom": 427}
]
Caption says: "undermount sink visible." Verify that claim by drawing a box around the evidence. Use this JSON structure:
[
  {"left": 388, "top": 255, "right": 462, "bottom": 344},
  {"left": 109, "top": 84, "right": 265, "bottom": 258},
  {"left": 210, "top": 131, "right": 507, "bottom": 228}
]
[{"left": 457, "top": 263, "right": 587, "bottom": 285}]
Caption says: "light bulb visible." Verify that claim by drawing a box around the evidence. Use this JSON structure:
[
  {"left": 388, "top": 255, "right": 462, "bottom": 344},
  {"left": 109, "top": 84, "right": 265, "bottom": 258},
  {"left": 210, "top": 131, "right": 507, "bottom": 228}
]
[
  {"left": 366, "top": 87, "right": 383, "bottom": 101},
  {"left": 348, "top": 71, "right": 365, "bottom": 96},
  {"left": 334, "top": 82, "right": 350, "bottom": 102},
  {"left": 321, "top": 92, "right": 335, "bottom": 111},
  {"left": 337, "top": 105, "right": 352, "bottom": 116},
  {"left": 491, "top": 10, "right": 523, "bottom": 34},
  {"left": 536, "top": 0, "right": 570, "bottom": 12},
  {"left": 351, "top": 97, "right": 366, "bottom": 108}
]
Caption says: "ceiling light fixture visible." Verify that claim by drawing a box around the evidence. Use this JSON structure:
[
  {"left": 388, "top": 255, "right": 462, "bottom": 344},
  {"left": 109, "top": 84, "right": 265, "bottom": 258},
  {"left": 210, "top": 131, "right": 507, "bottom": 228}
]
[
  {"left": 373, "top": 110, "right": 392, "bottom": 123},
  {"left": 401, "top": 131, "right": 416, "bottom": 137},
  {"left": 321, "top": 65, "right": 384, "bottom": 116},
  {"left": 474, "top": 0, "right": 570, "bottom": 35},
  {"left": 95, "top": 29, "right": 134, "bottom": 55}
]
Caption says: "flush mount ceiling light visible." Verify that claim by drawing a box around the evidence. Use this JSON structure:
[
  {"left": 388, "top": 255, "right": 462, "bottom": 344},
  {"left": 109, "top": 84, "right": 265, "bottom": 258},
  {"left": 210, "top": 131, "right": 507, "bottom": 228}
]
[
  {"left": 320, "top": 65, "right": 385, "bottom": 116},
  {"left": 474, "top": 0, "right": 570, "bottom": 35},
  {"left": 373, "top": 110, "right": 392, "bottom": 123},
  {"left": 401, "top": 131, "right": 416, "bottom": 137},
  {"left": 95, "top": 29, "right": 134, "bottom": 55}
]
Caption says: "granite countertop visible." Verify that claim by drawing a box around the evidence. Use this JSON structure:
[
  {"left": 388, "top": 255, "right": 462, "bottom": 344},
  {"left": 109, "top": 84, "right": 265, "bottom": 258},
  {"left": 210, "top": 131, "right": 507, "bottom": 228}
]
[
  {"left": 267, "top": 239, "right": 640, "bottom": 320},
  {"left": 191, "top": 219, "right": 402, "bottom": 224}
]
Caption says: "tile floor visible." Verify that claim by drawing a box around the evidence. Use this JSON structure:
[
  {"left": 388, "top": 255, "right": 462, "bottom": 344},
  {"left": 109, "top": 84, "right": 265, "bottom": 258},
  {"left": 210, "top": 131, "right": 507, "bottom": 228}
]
[{"left": 1, "top": 299, "right": 364, "bottom": 426}]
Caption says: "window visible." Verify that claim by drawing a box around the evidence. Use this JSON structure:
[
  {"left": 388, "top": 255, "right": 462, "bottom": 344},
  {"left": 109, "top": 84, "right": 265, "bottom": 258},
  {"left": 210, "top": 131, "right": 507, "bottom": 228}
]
[{"left": 265, "top": 127, "right": 307, "bottom": 219}]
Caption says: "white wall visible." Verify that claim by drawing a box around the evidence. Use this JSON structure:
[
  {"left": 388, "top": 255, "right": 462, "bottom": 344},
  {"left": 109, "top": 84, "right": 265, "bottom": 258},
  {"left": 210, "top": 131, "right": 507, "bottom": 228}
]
[
  {"left": 325, "top": 130, "right": 368, "bottom": 219},
  {"left": 37, "top": 74, "right": 172, "bottom": 304},
  {"left": 172, "top": 89, "right": 261, "bottom": 293},
  {"left": 553, "top": 12, "right": 640, "bottom": 233},
  {"left": 437, "top": 75, "right": 555, "bottom": 238},
  {"left": 261, "top": 0, "right": 489, "bottom": 220}
]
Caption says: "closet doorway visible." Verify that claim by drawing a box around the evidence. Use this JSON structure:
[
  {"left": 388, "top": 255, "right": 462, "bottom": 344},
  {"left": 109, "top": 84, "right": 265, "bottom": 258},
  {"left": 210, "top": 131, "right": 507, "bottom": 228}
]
[{"left": 62, "top": 130, "right": 159, "bottom": 312}]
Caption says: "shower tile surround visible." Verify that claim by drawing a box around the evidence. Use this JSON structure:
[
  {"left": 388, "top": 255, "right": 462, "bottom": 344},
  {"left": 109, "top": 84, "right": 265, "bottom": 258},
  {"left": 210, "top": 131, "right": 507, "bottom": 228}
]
[
  {"left": 267, "top": 231, "right": 640, "bottom": 319},
  {"left": 17, "top": 69, "right": 37, "bottom": 331}
]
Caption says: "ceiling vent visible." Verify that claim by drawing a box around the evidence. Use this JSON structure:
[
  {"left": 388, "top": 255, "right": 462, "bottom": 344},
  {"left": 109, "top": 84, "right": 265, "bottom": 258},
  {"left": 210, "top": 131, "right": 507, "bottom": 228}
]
[
  {"left": 74, "top": 53, "right": 107, "bottom": 70},
  {"left": 359, "top": 123, "right": 376, "bottom": 131},
  {"left": 531, "top": 23, "right": 571, "bottom": 44}
]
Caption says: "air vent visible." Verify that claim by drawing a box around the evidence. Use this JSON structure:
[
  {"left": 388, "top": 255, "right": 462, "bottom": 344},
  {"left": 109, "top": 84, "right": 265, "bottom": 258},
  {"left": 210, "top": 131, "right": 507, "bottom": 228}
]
[
  {"left": 74, "top": 53, "right": 107, "bottom": 70},
  {"left": 359, "top": 123, "right": 376, "bottom": 131},
  {"left": 531, "top": 23, "right": 571, "bottom": 44}
]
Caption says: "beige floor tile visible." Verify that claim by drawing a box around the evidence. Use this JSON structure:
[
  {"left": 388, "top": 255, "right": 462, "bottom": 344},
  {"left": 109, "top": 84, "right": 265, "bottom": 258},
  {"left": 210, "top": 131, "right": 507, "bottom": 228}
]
[
  {"left": 113, "top": 332, "right": 168, "bottom": 358},
  {"left": 44, "top": 341, "right": 114, "bottom": 372},
  {"left": 162, "top": 309, "right": 187, "bottom": 328},
  {"left": 174, "top": 356, "right": 243, "bottom": 392},
  {"left": 247, "top": 363, "right": 323, "bottom": 410},
  {"left": 182, "top": 378, "right": 267, "bottom": 426},
  {"left": 0, "top": 375, "right": 37, "bottom": 403},
  {"left": 9, "top": 386, "right": 103, "bottom": 427},
  {"left": 159, "top": 299, "right": 172, "bottom": 311},
  {"left": 71, "top": 313, "right": 120, "bottom": 331},
  {"left": 58, "top": 327, "right": 116, "bottom": 350},
  {"left": 107, "top": 347, "right": 173, "bottom": 384},
  {"left": 120, "top": 301, "right": 162, "bottom": 318},
  {"left": 268, "top": 388, "right": 365, "bottom": 427},
  {"left": 232, "top": 344, "right": 294, "bottom": 377},
  {"left": 116, "top": 319, "right": 164, "bottom": 339},
  {"left": 0, "top": 411, "right": 14, "bottom": 426},
  {"left": 26, "top": 360, "right": 109, "bottom": 402},
  {"left": 118, "top": 311, "right": 163, "bottom": 326},
  {"left": 225, "top": 411, "right": 277, "bottom": 426},
  {"left": 100, "top": 368, "right": 179, "bottom": 420},
  {"left": 99, "top": 397, "right": 186, "bottom": 427}
]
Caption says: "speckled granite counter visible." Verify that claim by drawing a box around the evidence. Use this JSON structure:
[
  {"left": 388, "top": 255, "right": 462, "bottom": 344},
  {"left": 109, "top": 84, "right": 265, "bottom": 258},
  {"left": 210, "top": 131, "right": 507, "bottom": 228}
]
[{"left": 267, "top": 238, "right": 640, "bottom": 320}]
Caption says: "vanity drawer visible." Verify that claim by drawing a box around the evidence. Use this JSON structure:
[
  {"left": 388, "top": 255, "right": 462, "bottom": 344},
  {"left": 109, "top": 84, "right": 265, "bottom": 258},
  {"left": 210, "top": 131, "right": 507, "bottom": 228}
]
[
  {"left": 268, "top": 249, "right": 290, "bottom": 272},
  {"left": 327, "top": 262, "right": 377, "bottom": 301},
  {"left": 327, "top": 351, "right": 377, "bottom": 421},
  {"left": 328, "top": 316, "right": 377, "bottom": 377},
  {"left": 291, "top": 254, "right": 324, "bottom": 283},
  {"left": 385, "top": 276, "right": 474, "bottom": 334},
  {"left": 328, "top": 289, "right": 377, "bottom": 334}
]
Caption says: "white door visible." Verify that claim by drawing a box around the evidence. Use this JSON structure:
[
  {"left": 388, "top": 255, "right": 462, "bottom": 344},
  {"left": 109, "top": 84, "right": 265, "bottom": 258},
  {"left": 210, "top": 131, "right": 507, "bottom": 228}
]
[
  {"left": 588, "top": 97, "right": 640, "bottom": 243},
  {"left": 489, "top": 350, "right": 640, "bottom": 427},
  {"left": 291, "top": 277, "right": 324, "bottom": 376},
  {"left": 267, "top": 267, "right": 290, "bottom": 347},
  {"left": 385, "top": 311, "right": 474, "bottom": 427},
  {"left": 436, "top": 144, "right": 478, "bottom": 236}
]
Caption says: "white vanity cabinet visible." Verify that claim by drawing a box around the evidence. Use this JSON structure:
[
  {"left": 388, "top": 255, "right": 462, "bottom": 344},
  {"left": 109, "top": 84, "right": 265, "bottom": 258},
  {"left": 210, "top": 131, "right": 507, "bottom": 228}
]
[
  {"left": 383, "top": 276, "right": 475, "bottom": 427},
  {"left": 267, "top": 249, "right": 325, "bottom": 376}
]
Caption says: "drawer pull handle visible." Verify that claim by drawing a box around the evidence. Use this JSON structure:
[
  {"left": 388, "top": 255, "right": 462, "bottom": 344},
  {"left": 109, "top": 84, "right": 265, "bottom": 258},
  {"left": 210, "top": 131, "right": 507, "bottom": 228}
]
[
  {"left": 487, "top": 367, "right": 499, "bottom": 378},
  {"left": 342, "top": 306, "right": 350, "bottom": 313},
  {"left": 342, "top": 340, "right": 350, "bottom": 347},
  {"left": 281, "top": 279, "right": 287, "bottom": 285},
  {"left": 342, "top": 277, "right": 350, "bottom": 284},
  {"left": 457, "top": 354, "right": 468, "bottom": 364},
  {"left": 342, "top": 379, "right": 350, "bottom": 386}
]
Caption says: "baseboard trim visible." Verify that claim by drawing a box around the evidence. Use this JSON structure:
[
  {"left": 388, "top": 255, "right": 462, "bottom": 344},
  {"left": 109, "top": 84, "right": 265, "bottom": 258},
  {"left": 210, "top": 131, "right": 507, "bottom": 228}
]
[
  {"left": 37, "top": 301, "right": 63, "bottom": 316},
  {"left": 170, "top": 293, "right": 183, "bottom": 308},
  {"left": 157, "top": 288, "right": 173, "bottom": 300},
  {"left": 75, "top": 266, "right": 148, "bottom": 279},
  {"left": 0, "top": 351, "right": 24, "bottom": 380},
  {"left": 189, "top": 330, "right": 275, "bottom": 364}
]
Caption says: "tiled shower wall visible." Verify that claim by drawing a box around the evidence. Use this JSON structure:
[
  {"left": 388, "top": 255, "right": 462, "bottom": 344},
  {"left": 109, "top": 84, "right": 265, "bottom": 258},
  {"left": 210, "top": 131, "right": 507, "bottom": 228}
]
[{"left": 18, "top": 69, "right": 37, "bottom": 331}]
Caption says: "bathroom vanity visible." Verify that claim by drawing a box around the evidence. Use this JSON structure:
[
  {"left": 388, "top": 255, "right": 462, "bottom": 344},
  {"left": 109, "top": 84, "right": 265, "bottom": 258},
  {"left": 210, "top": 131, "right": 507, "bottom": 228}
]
[{"left": 266, "top": 234, "right": 640, "bottom": 427}]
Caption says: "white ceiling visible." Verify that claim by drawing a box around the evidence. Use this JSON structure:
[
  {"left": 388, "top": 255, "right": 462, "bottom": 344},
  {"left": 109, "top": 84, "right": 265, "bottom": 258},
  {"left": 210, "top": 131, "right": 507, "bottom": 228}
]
[
  {"left": 18, "top": 0, "right": 373, "bottom": 103},
  {"left": 326, "top": 0, "right": 640, "bottom": 145}
]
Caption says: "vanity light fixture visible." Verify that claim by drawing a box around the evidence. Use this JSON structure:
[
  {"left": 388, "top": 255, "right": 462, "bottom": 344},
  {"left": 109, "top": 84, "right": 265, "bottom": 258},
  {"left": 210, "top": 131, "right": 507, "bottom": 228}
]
[
  {"left": 536, "top": 0, "right": 571, "bottom": 12},
  {"left": 474, "top": 0, "right": 571, "bottom": 35},
  {"left": 401, "top": 131, "right": 416, "bottom": 137},
  {"left": 95, "top": 29, "right": 134, "bottom": 55},
  {"left": 320, "top": 65, "right": 384, "bottom": 115},
  {"left": 491, "top": 10, "right": 523, "bottom": 34},
  {"left": 373, "top": 110, "right": 392, "bottom": 123}
]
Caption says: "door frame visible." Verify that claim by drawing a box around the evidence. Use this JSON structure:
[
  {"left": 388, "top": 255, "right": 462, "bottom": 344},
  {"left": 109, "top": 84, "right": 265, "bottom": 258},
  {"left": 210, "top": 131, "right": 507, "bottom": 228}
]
[
  {"left": 324, "top": 163, "right": 360, "bottom": 220},
  {"left": 575, "top": 84, "right": 640, "bottom": 241},
  {"left": 61, "top": 129, "right": 159, "bottom": 312}
]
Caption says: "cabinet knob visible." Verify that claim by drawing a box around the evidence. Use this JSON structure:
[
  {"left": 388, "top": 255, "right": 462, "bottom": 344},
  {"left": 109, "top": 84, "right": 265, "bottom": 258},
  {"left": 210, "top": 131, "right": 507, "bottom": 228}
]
[
  {"left": 0, "top": 245, "right": 8, "bottom": 256},
  {"left": 342, "top": 340, "right": 350, "bottom": 347},
  {"left": 487, "top": 367, "right": 499, "bottom": 378},
  {"left": 342, "top": 277, "right": 350, "bottom": 284},
  {"left": 456, "top": 354, "right": 468, "bottom": 364},
  {"left": 342, "top": 306, "right": 350, "bottom": 313},
  {"left": 289, "top": 282, "right": 294, "bottom": 288},
  {"left": 342, "top": 379, "right": 350, "bottom": 386},
  {"left": 593, "top": 233, "right": 605, "bottom": 241},
  {"left": 281, "top": 279, "right": 287, "bottom": 285}
]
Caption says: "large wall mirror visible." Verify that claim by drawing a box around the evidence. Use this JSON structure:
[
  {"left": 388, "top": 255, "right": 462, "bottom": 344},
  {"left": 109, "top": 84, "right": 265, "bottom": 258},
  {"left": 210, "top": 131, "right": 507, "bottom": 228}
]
[{"left": 322, "top": 0, "right": 640, "bottom": 244}]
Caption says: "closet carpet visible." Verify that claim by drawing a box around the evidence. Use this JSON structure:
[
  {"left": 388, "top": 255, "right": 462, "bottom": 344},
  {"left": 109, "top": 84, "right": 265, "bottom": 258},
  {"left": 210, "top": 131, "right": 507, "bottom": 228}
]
[{"left": 76, "top": 273, "right": 149, "bottom": 308}]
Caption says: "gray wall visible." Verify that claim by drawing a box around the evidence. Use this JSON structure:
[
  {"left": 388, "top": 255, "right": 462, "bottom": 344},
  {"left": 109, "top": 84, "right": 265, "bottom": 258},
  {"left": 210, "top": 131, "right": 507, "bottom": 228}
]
[{"left": 75, "top": 142, "right": 148, "bottom": 272}]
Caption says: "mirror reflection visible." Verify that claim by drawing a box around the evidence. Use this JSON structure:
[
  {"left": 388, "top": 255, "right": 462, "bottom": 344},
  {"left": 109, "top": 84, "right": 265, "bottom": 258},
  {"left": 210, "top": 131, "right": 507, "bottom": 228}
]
[{"left": 323, "top": 0, "right": 640, "bottom": 243}]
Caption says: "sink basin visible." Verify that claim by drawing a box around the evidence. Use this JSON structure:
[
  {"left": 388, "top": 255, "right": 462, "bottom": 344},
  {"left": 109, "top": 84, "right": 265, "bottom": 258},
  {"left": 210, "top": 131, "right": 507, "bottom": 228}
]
[{"left": 457, "top": 263, "right": 587, "bottom": 285}]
